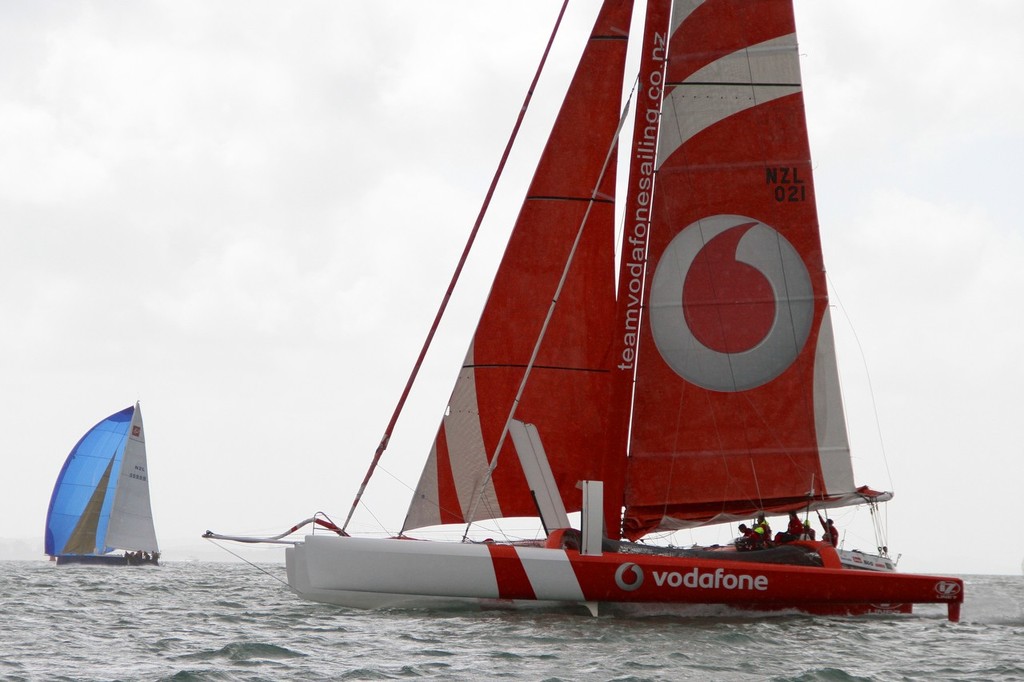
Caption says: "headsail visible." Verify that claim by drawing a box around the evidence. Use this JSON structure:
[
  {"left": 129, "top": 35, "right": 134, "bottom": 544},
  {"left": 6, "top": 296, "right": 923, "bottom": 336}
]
[
  {"left": 622, "top": 0, "right": 885, "bottom": 538},
  {"left": 105, "top": 404, "right": 159, "bottom": 551},
  {"left": 403, "top": 1, "right": 634, "bottom": 532}
]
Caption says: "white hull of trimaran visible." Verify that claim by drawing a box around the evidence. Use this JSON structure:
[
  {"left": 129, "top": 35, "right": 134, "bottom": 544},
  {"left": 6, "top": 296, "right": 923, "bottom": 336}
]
[
  {"left": 285, "top": 535, "right": 963, "bottom": 621},
  {"left": 286, "top": 537, "right": 589, "bottom": 613}
]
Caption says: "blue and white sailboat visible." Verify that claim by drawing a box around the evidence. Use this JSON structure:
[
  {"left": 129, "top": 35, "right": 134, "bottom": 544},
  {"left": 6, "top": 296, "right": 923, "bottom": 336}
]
[{"left": 45, "top": 402, "right": 160, "bottom": 565}]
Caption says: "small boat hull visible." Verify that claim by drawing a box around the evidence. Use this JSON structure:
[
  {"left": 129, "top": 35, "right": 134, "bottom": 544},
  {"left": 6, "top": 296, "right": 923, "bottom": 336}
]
[
  {"left": 286, "top": 535, "right": 962, "bottom": 621},
  {"left": 53, "top": 553, "right": 159, "bottom": 566}
]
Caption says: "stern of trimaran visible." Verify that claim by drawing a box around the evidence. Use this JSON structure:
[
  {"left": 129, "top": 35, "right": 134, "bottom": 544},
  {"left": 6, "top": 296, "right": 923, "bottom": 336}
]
[{"left": 209, "top": 0, "right": 963, "bottom": 622}]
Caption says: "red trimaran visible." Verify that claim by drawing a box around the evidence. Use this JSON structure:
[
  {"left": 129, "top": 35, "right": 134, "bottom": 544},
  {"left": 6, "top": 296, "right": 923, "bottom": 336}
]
[{"left": 210, "top": 0, "right": 963, "bottom": 620}]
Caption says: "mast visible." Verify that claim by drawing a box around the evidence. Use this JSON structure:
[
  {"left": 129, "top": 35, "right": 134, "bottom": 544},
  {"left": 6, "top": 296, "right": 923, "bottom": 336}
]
[{"left": 606, "top": 0, "right": 673, "bottom": 540}]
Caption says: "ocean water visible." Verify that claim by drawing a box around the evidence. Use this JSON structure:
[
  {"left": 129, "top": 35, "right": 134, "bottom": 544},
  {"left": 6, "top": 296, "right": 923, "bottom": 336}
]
[{"left": 1, "top": 561, "right": 1021, "bottom": 681}]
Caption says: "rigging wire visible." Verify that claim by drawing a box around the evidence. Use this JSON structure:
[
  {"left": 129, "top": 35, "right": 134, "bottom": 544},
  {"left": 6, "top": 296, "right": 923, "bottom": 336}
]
[
  {"left": 825, "top": 272, "right": 894, "bottom": 557},
  {"left": 203, "top": 537, "right": 291, "bottom": 587},
  {"left": 356, "top": 461, "right": 478, "bottom": 538},
  {"left": 611, "top": 73, "right": 643, "bottom": 274},
  {"left": 340, "top": 0, "right": 573, "bottom": 534},
  {"left": 825, "top": 272, "right": 895, "bottom": 491}
]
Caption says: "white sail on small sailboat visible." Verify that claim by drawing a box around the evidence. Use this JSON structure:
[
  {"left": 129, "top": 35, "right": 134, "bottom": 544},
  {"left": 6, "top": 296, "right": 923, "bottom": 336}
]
[
  {"left": 45, "top": 402, "right": 160, "bottom": 566},
  {"left": 209, "top": 0, "right": 962, "bottom": 620}
]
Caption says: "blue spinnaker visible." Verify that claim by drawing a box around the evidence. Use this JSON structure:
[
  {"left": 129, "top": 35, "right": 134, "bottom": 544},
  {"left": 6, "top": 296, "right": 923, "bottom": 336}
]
[{"left": 44, "top": 406, "right": 134, "bottom": 556}]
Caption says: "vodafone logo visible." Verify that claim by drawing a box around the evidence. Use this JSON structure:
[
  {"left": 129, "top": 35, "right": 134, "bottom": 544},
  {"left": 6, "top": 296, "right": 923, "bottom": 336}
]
[
  {"left": 935, "top": 581, "right": 962, "bottom": 599},
  {"left": 648, "top": 215, "right": 814, "bottom": 391},
  {"left": 613, "top": 563, "right": 769, "bottom": 593},
  {"left": 614, "top": 562, "right": 644, "bottom": 591}
]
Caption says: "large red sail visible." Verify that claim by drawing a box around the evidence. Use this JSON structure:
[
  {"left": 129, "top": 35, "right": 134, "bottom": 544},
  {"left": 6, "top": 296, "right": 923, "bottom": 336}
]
[
  {"left": 623, "top": 0, "right": 875, "bottom": 539},
  {"left": 404, "top": 2, "right": 633, "bottom": 531}
]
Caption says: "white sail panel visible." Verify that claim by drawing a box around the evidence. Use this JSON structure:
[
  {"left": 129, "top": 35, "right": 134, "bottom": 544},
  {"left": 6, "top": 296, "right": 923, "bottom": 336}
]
[
  {"left": 813, "top": 308, "right": 856, "bottom": 493},
  {"left": 105, "top": 403, "right": 159, "bottom": 552},
  {"left": 404, "top": 344, "right": 502, "bottom": 530},
  {"left": 657, "top": 35, "right": 802, "bottom": 168},
  {"left": 687, "top": 34, "right": 800, "bottom": 84},
  {"left": 669, "top": 0, "right": 705, "bottom": 34}
]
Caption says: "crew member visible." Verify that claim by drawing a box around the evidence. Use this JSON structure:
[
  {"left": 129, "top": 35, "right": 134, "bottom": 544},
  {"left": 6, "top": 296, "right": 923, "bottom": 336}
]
[
  {"left": 776, "top": 511, "right": 803, "bottom": 543},
  {"left": 755, "top": 513, "right": 772, "bottom": 539},
  {"left": 822, "top": 518, "right": 840, "bottom": 547},
  {"left": 802, "top": 520, "right": 816, "bottom": 541}
]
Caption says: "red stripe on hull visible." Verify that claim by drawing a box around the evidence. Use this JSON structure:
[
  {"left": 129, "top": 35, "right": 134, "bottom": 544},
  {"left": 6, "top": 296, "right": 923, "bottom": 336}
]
[{"left": 485, "top": 544, "right": 537, "bottom": 600}]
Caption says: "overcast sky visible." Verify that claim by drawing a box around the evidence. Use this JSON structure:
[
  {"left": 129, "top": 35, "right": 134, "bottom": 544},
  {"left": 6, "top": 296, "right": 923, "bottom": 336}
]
[{"left": 2, "top": 1, "right": 1021, "bottom": 576}]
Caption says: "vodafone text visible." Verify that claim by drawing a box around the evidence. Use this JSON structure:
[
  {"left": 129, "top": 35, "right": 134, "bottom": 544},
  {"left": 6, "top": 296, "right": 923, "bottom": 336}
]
[
  {"left": 616, "top": 30, "right": 667, "bottom": 372},
  {"left": 652, "top": 568, "right": 768, "bottom": 591}
]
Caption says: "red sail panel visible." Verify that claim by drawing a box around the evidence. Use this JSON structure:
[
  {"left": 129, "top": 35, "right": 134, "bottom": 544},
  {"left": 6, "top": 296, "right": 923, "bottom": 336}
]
[
  {"left": 404, "top": 1, "right": 633, "bottom": 532},
  {"left": 623, "top": 0, "right": 857, "bottom": 539}
]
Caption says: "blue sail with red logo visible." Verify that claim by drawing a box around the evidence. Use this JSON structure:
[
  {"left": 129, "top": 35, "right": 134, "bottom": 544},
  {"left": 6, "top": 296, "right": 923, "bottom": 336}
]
[{"left": 621, "top": 0, "right": 887, "bottom": 539}]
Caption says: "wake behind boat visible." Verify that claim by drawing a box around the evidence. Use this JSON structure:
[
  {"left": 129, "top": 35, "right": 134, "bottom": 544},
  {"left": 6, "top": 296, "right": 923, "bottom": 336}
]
[
  {"left": 208, "top": 0, "right": 962, "bottom": 620},
  {"left": 45, "top": 402, "right": 160, "bottom": 566}
]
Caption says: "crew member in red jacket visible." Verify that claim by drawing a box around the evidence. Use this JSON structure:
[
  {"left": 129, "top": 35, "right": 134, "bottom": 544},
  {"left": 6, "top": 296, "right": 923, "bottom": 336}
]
[
  {"left": 786, "top": 511, "right": 803, "bottom": 537},
  {"left": 821, "top": 517, "right": 840, "bottom": 547}
]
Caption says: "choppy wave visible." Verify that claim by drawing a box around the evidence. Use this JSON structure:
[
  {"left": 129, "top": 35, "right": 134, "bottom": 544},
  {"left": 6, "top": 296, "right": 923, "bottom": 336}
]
[{"left": 1, "top": 562, "right": 1020, "bottom": 681}]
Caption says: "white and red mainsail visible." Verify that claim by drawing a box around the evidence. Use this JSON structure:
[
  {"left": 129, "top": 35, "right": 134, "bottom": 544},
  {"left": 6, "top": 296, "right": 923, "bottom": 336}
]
[
  {"left": 621, "top": 0, "right": 889, "bottom": 538},
  {"left": 403, "top": 0, "right": 889, "bottom": 540}
]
